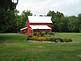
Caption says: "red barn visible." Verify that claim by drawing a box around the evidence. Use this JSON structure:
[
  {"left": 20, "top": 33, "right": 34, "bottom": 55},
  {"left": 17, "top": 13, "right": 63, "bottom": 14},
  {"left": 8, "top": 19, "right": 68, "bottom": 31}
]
[{"left": 20, "top": 16, "right": 52, "bottom": 34}]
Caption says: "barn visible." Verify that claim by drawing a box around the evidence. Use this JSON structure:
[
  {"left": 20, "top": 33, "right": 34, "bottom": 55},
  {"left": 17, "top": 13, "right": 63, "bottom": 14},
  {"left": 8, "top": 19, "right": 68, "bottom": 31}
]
[{"left": 20, "top": 16, "right": 52, "bottom": 34}]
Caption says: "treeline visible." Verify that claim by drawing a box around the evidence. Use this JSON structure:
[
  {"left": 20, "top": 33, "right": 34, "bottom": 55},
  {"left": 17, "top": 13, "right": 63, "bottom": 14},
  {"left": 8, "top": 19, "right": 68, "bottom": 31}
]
[
  {"left": 1, "top": 9, "right": 81, "bottom": 33},
  {"left": 47, "top": 11, "right": 81, "bottom": 32},
  {"left": 0, "top": 0, "right": 81, "bottom": 33},
  {"left": 16, "top": 10, "right": 81, "bottom": 32}
]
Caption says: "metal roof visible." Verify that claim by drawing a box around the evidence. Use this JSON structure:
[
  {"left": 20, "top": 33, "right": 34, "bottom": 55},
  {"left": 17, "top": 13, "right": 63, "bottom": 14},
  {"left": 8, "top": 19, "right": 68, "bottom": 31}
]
[
  {"left": 30, "top": 25, "right": 51, "bottom": 29},
  {"left": 20, "top": 27, "right": 27, "bottom": 30},
  {"left": 28, "top": 16, "right": 52, "bottom": 23}
]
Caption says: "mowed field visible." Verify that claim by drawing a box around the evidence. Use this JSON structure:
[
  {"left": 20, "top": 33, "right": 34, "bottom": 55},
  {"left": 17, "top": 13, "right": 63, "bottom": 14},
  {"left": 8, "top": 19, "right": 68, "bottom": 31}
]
[{"left": 0, "top": 33, "right": 81, "bottom": 61}]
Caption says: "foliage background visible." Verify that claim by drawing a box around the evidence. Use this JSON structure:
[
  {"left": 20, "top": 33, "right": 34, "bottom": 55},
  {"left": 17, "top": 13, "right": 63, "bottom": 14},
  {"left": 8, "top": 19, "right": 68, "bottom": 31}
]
[{"left": 0, "top": 0, "right": 81, "bottom": 33}]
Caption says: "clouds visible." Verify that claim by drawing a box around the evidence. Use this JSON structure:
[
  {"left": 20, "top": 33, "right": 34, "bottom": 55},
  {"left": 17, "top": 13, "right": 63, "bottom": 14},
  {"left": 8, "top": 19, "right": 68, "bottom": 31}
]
[{"left": 16, "top": 0, "right": 81, "bottom": 16}]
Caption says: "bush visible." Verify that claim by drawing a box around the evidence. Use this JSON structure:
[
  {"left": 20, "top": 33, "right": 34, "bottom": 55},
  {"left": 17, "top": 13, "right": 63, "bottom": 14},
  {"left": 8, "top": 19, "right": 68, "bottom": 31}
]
[
  {"left": 33, "top": 32, "right": 37, "bottom": 36},
  {"left": 63, "top": 38, "right": 72, "bottom": 42},
  {"left": 45, "top": 37, "right": 64, "bottom": 43},
  {"left": 31, "top": 36, "right": 58, "bottom": 42},
  {"left": 47, "top": 32, "right": 55, "bottom": 35},
  {"left": 54, "top": 38, "right": 64, "bottom": 42},
  {"left": 31, "top": 36, "right": 48, "bottom": 41},
  {"left": 39, "top": 32, "right": 45, "bottom": 36},
  {"left": 26, "top": 35, "right": 32, "bottom": 40},
  {"left": 26, "top": 34, "right": 72, "bottom": 43},
  {"left": 33, "top": 32, "right": 47, "bottom": 36},
  {"left": 46, "top": 37, "right": 56, "bottom": 41},
  {"left": 47, "top": 32, "right": 55, "bottom": 37}
]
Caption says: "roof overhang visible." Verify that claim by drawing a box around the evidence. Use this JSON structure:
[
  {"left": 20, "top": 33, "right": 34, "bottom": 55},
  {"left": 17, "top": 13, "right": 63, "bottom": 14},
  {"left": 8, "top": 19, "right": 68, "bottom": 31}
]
[{"left": 20, "top": 27, "right": 27, "bottom": 30}]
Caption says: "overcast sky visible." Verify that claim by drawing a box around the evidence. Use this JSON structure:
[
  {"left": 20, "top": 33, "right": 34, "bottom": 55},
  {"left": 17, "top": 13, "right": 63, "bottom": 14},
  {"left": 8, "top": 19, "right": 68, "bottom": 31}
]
[{"left": 16, "top": 0, "right": 81, "bottom": 16}]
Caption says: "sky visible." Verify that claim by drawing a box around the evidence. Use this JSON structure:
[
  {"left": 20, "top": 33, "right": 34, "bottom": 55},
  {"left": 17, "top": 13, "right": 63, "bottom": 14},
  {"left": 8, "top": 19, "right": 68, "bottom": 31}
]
[{"left": 16, "top": 0, "right": 81, "bottom": 16}]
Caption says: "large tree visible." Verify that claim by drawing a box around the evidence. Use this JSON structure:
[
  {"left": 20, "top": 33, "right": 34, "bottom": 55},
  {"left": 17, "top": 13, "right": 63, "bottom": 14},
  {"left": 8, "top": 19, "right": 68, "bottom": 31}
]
[
  {"left": 78, "top": 14, "right": 81, "bottom": 32},
  {"left": 67, "top": 16, "right": 79, "bottom": 32},
  {"left": 47, "top": 10, "right": 81, "bottom": 32},
  {"left": 0, "top": 0, "right": 19, "bottom": 32},
  {"left": 47, "top": 11, "right": 64, "bottom": 32},
  {"left": 21, "top": 10, "right": 32, "bottom": 28}
]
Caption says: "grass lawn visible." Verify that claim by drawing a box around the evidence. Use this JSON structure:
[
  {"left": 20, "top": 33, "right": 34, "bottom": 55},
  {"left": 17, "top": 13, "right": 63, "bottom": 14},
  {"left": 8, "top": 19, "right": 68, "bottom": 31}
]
[{"left": 0, "top": 33, "right": 81, "bottom": 61}]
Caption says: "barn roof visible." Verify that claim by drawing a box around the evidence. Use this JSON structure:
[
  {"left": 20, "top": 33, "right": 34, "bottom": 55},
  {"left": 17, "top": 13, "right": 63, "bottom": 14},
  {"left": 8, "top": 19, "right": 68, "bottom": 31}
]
[
  {"left": 28, "top": 16, "right": 52, "bottom": 23},
  {"left": 30, "top": 25, "right": 51, "bottom": 29},
  {"left": 20, "top": 27, "right": 27, "bottom": 30}
]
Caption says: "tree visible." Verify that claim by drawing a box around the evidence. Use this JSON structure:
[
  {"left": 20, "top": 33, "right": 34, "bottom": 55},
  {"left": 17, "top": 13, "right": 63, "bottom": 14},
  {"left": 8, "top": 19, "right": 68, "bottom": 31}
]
[
  {"left": 67, "top": 16, "right": 79, "bottom": 32},
  {"left": 0, "top": 0, "right": 19, "bottom": 32},
  {"left": 78, "top": 14, "right": 81, "bottom": 32},
  {"left": 21, "top": 10, "right": 32, "bottom": 28},
  {"left": 47, "top": 10, "right": 64, "bottom": 32},
  {"left": 47, "top": 10, "right": 81, "bottom": 32}
]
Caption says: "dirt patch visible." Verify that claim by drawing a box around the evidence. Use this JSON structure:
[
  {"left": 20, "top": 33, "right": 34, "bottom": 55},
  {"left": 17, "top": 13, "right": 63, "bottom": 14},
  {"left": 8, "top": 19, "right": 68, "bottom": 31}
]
[
  {"left": 27, "top": 40, "right": 54, "bottom": 44},
  {"left": 77, "top": 55, "right": 81, "bottom": 57},
  {"left": 24, "top": 45, "right": 45, "bottom": 49}
]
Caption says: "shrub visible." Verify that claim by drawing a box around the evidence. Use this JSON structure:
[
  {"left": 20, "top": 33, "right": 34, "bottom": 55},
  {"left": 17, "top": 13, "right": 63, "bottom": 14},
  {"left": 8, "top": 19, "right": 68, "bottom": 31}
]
[
  {"left": 54, "top": 38, "right": 64, "bottom": 42},
  {"left": 32, "top": 32, "right": 40, "bottom": 36},
  {"left": 26, "top": 34, "right": 72, "bottom": 43},
  {"left": 33, "top": 32, "right": 47, "bottom": 36},
  {"left": 31, "top": 36, "right": 48, "bottom": 41},
  {"left": 31, "top": 36, "right": 56, "bottom": 42},
  {"left": 40, "top": 32, "right": 46, "bottom": 36},
  {"left": 46, "top": 37, "right": 56, "bottom": 42},
  {"left": 45, "top": 37, "right": 64, "bottom": 42},
  {"left": 47, "top": 32, "right": 55, "bottom": 35},
  {"left": 44, "top": 32, "right": 48, "bottom": 35},
  {"left": 63, "top": 38, "right": 72, "bottom": 42},
  {"left": 47, "top": 32, "right": 55, "bottom": 37},
  {"left": 26, "top": 35, "right": 32, "bottom": 40},
  {"left": 33, "top": 32, "right": 37, "bottom": 36}
]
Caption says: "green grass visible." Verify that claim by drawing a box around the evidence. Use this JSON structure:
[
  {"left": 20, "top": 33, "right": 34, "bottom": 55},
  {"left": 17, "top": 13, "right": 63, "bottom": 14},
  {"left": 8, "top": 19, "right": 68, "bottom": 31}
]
[
  {"left": 0, "top": 33, "right": 81, "bottom": 61},
  {"left": 55, "top": 33, "right": 81, "bottom": 42},
  {"left": 0, "top": 33, "right": 28, "bottom": 43}
]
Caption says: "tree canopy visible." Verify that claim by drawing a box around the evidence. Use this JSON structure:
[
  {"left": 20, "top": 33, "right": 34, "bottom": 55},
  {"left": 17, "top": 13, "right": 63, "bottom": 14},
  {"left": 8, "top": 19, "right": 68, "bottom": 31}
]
[
  {"left": 47, "top": 10, "right": 81, "bottom": 32},
  {"left": 0, "top": 0, "right": 19, "bottom": 32}
]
